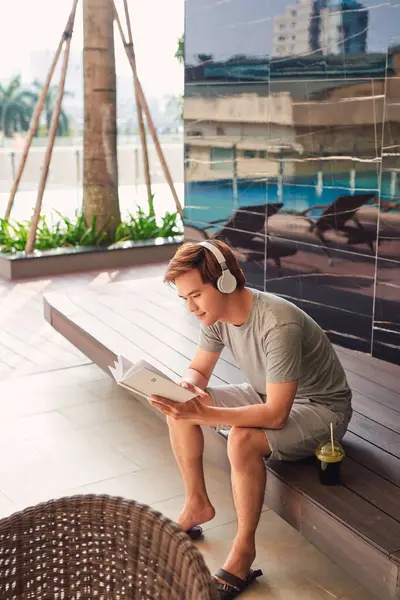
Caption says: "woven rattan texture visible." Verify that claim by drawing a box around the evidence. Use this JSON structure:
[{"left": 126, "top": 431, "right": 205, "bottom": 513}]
[{"left": 0, "top": 494, "right": 218, "bottom": 600}]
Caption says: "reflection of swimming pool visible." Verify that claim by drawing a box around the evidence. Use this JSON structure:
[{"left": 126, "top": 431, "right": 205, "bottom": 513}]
[{"left": 184, "top": 173, "right": 396, "bottom": 229}]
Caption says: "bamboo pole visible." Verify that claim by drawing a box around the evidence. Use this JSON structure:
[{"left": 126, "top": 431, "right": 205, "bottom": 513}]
[
  {"left": 4, "top": 0, "right": 79, "bottom": 221},
  {"left": 113, "top": 2, "right": 183, "bottom": 217},
  {"left": 136, "top": 79, "right": 183, "bottom": 217},
  {"left": 122, "top": 0, "right": 152, "bottom": 209},
  {"left": 25, "top": 10, "right": 76, "bottom": 254}
]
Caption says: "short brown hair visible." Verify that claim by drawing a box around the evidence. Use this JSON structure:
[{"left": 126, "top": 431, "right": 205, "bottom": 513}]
[{"left": 164, "top": 239, "right": 246, "bottom": 290}]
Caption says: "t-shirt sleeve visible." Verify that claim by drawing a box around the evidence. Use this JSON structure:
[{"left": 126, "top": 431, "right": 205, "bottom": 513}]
[
  {"left": 198, "top": 324, "right": 225, "bottom": 353},
  {"left": 265, "top": 323, "right": 302, "bottom": 383}
]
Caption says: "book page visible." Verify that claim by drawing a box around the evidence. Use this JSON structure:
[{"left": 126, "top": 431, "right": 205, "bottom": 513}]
[
  {"left": 109, "top": 356, "right": 165, "bottom": 382},
  {"left": 109, "top": 359, "right": 123, "bottom": 382},
  {"left": 119, "top": 355, "right": 135, "bottom": 378},
  {"left": 122, "top": 358, "right": 174, "bottom": 383}
]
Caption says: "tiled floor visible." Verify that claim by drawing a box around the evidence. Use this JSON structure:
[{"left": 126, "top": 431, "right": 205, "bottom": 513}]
[
  {"left": 0, "top": 364, "right": 377, "bottom": 599},
  {"left": 0, "top": 263, "right": 166, "bottom": 380}
]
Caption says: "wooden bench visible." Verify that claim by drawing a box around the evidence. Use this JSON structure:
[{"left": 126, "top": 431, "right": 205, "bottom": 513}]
[{"left": 44, "top": 277, "right": 400, "bottom": 600}]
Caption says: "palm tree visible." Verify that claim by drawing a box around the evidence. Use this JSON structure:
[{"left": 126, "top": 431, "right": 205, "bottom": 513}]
[
  {"left": 175, "top": 35, "right": 184, "bottom": 65},
  {"left": 31, "top": 80, "right": 72, "bottom": 136},
  {"left": 0, "top": 75, "right": 36, "bottom": 137},
  {"left": 82, "top": 0, "right": 121, "bottom": 239},
  {"left": 174, "top": 35, "right": 184, "bottom": 122}
]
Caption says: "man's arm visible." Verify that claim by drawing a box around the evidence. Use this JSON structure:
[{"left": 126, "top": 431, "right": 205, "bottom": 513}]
[
  {"left": 150, "top": 378, "right": 298, "bottom": 428},
  {"left": 180, "top": 347, "right": 222, "bottom": 390},
  {"left": 150, "top": 324, "right": 301, "bottom": 428},
  {"left": 202, "top": 323, "right": 302, "bottom": 429},
  {"left": 202, "top": 379, "right": 298, "bottom": 429}
]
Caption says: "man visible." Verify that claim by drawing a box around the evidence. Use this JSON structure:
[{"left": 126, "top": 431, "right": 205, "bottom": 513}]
[{"left": 149, "top": 239, "right": 352, "bottom": 599}]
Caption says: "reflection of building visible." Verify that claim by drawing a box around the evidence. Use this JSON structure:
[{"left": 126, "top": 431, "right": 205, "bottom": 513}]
[
  {"left": 184, "top": 93, "right": 298, "bottom": 182},
  {"left": 185, "top": 74, "right": 400, "bottom": 182},
  {"left": 340, "top": 0, "right": 368, "bottom": 54},
  {"left": 318, "top": 1, "right": 343, "bottom": 55},
  {"left": 273, "top": 0, "right": 315, "bottom": 57},
  {"left": 273, "top": 0, "right": 368, "bottom": 57},
  {"left": 318, "top": 0, "right": 368, "bottom": 55}
]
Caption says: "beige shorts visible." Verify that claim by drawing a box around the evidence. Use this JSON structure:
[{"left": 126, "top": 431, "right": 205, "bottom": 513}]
[{"left": 207, "top": 382, "right": 352, "bottom": 461}]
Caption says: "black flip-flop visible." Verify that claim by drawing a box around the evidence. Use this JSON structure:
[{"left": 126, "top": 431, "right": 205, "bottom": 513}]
[
  {"left": 186, "top": 525, "right": 204, "bottom": 540},
  {"left": 214, "top": 567, "right": 263, "bottom": 599}
]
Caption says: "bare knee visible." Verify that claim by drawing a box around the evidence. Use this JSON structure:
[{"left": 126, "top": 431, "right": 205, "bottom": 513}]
[{"left": 227, "top": 426, "right": 270, "bottom": 467}]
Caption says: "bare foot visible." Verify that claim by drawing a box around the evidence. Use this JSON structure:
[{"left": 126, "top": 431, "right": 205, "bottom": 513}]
[
  {"left": 215, "top": 538, "right": 256, "bottom": 590},
  {"left": 176, "top": 498, "right": 215, "bottom": 531}
]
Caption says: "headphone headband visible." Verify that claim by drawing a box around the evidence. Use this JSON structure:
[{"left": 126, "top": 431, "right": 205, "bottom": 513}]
[
  {"left": 199, "top": 241, "right": 227, "bottom": 267},
  {"left": 198, "top": 241, "right": 237, "bottom": 294}
]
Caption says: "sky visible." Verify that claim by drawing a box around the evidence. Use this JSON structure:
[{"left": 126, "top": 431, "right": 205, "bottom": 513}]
[
  {"left": 0, "top": 0, "right": 184, "bottom": 98},
  {"left": 2, "top": 0, "right": 399, "bottom": 95},
  {"left": 185, "top": 0, "right": 400, "bottom": 63}
]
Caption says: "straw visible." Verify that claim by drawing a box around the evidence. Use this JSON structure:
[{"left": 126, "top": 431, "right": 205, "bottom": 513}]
[{"left": 330, "top": 423, "right": 335, "bottom": 454}]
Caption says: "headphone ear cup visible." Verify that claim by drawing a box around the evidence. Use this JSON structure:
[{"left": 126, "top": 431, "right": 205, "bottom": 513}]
[{"left": 218, "top": 270, "right": 237, "bottom": 294}]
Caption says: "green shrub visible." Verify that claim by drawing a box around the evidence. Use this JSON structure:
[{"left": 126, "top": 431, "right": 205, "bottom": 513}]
[{"left": 0, "top": 200, "right": 182, "bottom": 254}]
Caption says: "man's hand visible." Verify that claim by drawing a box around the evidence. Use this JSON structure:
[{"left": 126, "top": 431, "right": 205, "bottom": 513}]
[
  {"left": 178, "top": 380, "right": 208, "bottom": 398},
  {"left": 148, "top": 380, "right": 211, "bottom": 424}
]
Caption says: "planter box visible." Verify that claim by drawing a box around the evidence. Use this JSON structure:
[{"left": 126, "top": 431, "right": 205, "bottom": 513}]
[{"left": 0, "top": 236, "right": 183, "bottom": 281}]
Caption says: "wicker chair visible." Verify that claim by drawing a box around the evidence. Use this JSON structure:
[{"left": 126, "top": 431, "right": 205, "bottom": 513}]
[{"left": 0, "top": 494, "right": 219, "bottom": 600}]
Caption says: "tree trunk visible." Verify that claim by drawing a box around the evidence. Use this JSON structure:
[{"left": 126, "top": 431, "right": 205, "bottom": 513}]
[{"left": 83, "top": 0, "right": 120, "bottom": 238}]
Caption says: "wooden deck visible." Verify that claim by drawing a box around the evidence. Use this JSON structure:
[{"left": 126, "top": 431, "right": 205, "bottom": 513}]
[{"left": 44, "top": 277, "right": 400, "bottom": 600}]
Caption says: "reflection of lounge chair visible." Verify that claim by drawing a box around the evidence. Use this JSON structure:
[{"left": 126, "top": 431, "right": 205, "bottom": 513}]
[
  {"left": 213, "top": 203, "right": 282, "bottom": 245},
  {"left": 184, "top": 203, "right": 297, "bottom": 268},
  {"left": 184, "top": 203, "right": 281, "bottom": 244},
  {"left": 381, "top": 199, "right": 400, "bottom": 213},
  {"left": 292, "top": 193, "right": 377, "bottom": 262}
]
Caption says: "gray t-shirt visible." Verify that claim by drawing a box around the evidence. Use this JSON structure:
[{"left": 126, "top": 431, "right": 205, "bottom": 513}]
[{"left": 199, "top": 288, "right": 352, "bottom": 413}]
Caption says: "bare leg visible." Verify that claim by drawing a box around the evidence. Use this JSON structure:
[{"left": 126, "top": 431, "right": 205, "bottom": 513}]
[
  {"left": 217, "top": 426, "right": 270, "bottom": 586},
  {"left": 167, "top": 394, "right": 215, "bottom": 531}
]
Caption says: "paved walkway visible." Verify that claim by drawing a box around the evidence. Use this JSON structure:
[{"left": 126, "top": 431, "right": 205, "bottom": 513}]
[
  {"left": 0, "top": 263, "right": 166, "bottom": 380},
  {"left": 0, "top": 363, "right": 376, "bottom": 600}
]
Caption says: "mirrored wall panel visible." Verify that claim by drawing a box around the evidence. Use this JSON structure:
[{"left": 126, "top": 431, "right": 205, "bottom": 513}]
[{"left": 184, "top": 0, "right": 400, "bottom": 364}]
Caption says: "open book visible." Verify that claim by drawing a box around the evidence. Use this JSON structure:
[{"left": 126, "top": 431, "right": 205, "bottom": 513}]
[{"left": 109, "top": 356, "right": 197, "bottom": 403}]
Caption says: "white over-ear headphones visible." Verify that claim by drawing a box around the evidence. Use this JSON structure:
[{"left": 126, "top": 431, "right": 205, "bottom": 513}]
[{"left": 198, "top": 241, "right": 237, "bottom": 294}]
